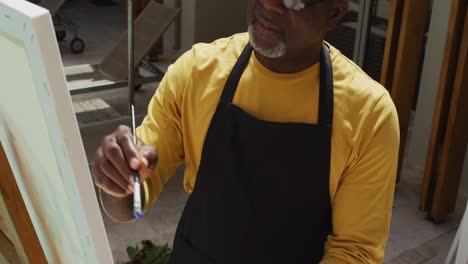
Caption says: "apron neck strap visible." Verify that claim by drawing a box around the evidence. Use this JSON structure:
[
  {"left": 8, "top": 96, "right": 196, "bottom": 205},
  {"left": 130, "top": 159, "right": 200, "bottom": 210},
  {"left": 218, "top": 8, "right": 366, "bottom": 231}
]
[
  {"left": 220, "top": 44, "right": 254, "bottom": 104},
  {"left": 318, "top": 44, "right": 334, "bottom": 129}
]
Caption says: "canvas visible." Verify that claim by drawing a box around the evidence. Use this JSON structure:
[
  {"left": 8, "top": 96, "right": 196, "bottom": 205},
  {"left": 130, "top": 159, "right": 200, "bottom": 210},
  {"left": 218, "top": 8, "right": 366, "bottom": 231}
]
[{"left": 0, "top": 0, "right": 112, "bottom": 262}]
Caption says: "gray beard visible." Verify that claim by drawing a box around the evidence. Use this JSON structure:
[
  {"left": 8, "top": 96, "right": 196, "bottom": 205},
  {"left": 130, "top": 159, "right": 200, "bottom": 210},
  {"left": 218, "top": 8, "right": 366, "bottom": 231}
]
[{"left": 248, "top": 24, "right": 287, "bottom": 59}]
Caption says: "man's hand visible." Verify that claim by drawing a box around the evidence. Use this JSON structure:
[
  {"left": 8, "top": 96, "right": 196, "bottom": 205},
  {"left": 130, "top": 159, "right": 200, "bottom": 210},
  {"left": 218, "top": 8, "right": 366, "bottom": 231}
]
[{"left": 92, "top": 125, "right": 158, "bottom": 198}]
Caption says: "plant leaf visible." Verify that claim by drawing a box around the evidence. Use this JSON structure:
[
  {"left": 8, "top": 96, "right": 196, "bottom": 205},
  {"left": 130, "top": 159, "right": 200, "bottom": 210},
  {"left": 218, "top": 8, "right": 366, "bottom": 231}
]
[
  {"left": 143, "top": 248, "right": 159, "bottom": 264},
  {"left": 127, "top": 246, "right": 138, "bottom": 260}
]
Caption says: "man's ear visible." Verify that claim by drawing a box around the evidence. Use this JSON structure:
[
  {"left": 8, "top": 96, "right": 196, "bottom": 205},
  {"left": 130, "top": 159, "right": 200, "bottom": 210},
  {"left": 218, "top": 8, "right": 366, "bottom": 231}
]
[{"left": 326, "top": 1, "right": 349, "bottom": 32}]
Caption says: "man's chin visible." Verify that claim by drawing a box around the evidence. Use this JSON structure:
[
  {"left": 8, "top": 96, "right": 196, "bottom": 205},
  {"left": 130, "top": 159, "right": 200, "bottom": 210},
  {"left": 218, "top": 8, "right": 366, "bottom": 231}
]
[
  {"left": 248, "top": 25, "right": 287, "bottom": 58},
  {"left": 249, "top": 25, "right": 281, "bottom": 49}
]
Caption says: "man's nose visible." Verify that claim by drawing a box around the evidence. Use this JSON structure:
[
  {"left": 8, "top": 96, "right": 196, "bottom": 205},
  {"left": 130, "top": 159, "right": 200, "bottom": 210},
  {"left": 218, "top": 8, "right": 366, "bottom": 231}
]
[{"left": 260, "top": 0, "right": 287, "bottom": 14}]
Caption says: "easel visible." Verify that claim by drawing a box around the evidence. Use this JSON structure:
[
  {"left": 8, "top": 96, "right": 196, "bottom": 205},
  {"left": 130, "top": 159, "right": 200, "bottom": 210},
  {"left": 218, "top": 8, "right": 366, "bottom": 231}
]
[
  {"left": 0, "top": 0, "right": 114, "bottom": 261},
  {"left": 0, "top": 142, "right": 47, "bottom": 263}
]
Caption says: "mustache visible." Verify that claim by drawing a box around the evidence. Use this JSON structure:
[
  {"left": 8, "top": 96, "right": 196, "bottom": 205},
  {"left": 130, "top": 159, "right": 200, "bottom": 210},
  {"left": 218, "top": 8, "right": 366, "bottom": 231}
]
[{"left": 248, "top": 2, "right": 283, "bottom": 30}]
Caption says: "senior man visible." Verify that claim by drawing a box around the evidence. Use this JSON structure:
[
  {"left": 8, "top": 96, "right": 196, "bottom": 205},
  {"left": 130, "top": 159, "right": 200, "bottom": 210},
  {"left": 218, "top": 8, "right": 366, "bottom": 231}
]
[{"left": 93, "top": 0, "right": 400, "bottom": 263}]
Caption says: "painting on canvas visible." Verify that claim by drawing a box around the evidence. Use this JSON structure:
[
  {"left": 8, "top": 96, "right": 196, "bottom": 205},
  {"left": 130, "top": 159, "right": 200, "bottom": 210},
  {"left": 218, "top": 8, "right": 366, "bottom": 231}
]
[{"left": 0, "top": 0, "right": 112, "bottom": 262}]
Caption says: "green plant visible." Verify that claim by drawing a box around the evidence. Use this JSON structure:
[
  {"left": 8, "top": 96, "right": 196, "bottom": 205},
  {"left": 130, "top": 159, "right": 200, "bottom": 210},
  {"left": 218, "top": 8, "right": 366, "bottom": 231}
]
[{"left": 120, "top": 240, "right": 172, "bottom": 264}]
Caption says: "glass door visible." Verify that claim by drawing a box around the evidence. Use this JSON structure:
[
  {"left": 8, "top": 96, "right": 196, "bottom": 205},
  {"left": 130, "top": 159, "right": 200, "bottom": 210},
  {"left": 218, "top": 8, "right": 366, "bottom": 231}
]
[
  {"left": 325, "top": 0, "right": 392, "bottom": 82},
  {"left": 325, "top": 0, "right": 363, "bottom": 61},
  {"left": 362, "top": 0, "right": 392, "bottom": 81}
]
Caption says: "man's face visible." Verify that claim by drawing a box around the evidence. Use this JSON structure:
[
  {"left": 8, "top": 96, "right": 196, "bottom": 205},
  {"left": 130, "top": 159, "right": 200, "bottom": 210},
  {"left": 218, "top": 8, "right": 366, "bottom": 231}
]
[{"left": 247, "top": 0, "right": 338, "bottom": 58}]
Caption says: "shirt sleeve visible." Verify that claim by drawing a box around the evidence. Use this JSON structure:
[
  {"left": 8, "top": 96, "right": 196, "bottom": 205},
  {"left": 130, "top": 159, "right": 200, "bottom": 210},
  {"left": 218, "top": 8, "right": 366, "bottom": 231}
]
[
  {"left": 136, "top": 50, "right": 193, "bottom": 208},
  {"left": 321, "top": 93, "right": 400, "bottom": 263}
]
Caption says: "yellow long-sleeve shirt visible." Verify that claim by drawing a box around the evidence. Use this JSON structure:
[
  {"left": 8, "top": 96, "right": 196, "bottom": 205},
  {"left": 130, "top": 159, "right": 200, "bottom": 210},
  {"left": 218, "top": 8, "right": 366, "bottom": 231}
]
[{"left": 136, "top": 33, "right": 399, "bottom": 263}]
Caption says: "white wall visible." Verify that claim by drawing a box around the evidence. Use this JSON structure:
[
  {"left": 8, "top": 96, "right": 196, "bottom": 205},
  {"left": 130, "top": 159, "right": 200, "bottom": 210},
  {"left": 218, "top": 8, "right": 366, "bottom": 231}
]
[
  {"left": 163, "top": 0, "right": 196, "bottom": 52},
  {"left": 164, "top": 0, "right": 248, "bottom": 52},
  {"left": 406, "top": 0, "right": 453, "bottom": 174},
  {"left": 180, "top": 0, "right": 196, "bottom": 51},
  {"left": 194, "top": 1, "right": 247, "bottom": 44}
]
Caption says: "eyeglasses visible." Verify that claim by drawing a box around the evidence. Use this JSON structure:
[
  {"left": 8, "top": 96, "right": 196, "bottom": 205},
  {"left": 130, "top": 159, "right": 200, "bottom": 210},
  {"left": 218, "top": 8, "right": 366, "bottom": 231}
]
[{"left": 281, "top": 0, "right": 326, "bottom": 11}]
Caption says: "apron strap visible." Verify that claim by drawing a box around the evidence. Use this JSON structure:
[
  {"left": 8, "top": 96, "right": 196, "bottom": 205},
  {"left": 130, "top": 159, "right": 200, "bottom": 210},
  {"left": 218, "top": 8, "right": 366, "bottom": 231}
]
[
  {"left": 318, "top": 44, "right": 334, "bottom": 129},
  {"left": 220, "top": 44, "right": 254, "bottom": 104}
]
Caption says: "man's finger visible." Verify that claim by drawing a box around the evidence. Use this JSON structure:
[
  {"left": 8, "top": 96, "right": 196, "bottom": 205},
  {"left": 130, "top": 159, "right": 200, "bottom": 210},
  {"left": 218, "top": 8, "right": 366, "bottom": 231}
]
[
  {"left": 92, "top": 163, "right": 128, "bottom": 197},
  {"left": 116, "top": 132, "right": 141, "bottom": 170},
  {"left": 100, "top": 156, "right": 133, "bottom": 193},
  {"left": 101, "top": 136, "right": 134, "bottom": 184}
]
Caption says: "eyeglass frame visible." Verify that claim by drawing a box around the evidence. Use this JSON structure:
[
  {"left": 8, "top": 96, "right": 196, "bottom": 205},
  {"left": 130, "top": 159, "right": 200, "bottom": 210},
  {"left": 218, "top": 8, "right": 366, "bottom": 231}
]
[{"left": 281, "top": 0, "right": 327, "bottom": 11}]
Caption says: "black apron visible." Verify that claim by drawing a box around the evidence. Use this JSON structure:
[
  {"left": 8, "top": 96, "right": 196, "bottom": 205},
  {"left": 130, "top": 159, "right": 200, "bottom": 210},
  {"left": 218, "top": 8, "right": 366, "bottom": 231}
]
[{"left": 169, "top": 43, "right": 334, "bottom": 264}]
